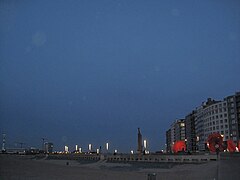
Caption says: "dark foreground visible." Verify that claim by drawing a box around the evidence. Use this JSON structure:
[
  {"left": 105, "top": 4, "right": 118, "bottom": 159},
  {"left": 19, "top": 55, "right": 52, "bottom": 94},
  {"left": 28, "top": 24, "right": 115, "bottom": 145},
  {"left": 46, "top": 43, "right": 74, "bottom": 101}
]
[{"left": 0, "top": 154, "right": 239, "bottom": 180}]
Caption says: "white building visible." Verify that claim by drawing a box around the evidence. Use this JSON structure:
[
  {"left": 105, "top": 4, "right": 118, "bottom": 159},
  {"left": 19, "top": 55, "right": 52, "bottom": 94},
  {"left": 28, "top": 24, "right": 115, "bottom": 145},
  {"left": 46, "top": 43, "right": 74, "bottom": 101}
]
[{"left": 203, "top": 101, "right": 229, "bottom": 142}]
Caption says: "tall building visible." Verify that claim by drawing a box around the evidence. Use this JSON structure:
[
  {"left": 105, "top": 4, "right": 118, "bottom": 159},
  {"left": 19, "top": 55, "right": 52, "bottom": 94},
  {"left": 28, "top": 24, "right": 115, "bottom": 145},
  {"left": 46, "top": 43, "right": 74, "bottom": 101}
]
[
  {"left": 166, "top": 91, "right": 240, "bottom": 152},
  {"left": 166, "top": 119, "right": 185, "bottom": 152},
  {"left": 225, "top": 92, "right": 240, "bottom": 143},
  {"left": 166, "top": 128, "right": 171, "bottom": 153},
  {"left": 44, "top": 142, "right": 53, "bottom": 154},
  {"left": 203, "top": 100, "right": 230, "bottom": 143},
  {"left": 195, "top": 98, "right": 217, "bottom": 151},
  {"left": 185, "top": 111, "right": 197, "bottom": 152},
  {"left": 137, "top": 128, "right": 142, "bottom": 154},
  {"left": 174, "top": 119, "right": 185, "bottom": 141}
]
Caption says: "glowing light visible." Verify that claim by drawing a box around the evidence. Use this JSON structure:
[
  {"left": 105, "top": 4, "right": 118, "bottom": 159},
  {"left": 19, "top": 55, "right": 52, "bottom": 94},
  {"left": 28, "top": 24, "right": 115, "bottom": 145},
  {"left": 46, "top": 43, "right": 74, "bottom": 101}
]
[
  {"left": 143, "top": 140, "right": 147, "bottom": 149},
  {"left": 180, "top": 123, "right": 185, "bottom": 127},
  {"left": 114, "top": 149, "right": 117, "bottom": 153},
  {"left": 106, "top": 143, "right": 109, "bottom": 151},
  {"left": 75, "top": 145, "right": 78, "bottom": 151},
  {"left": 236, "top": 147, "right": 239, "bottom": 152},
  {"left": 196, "top": 136, "right": 199, "bottom": 141},
  {"left": 88, "top": 144, "right": 92, "bottom": 151},
  {"left": 64, "top": 146, "right": 69, "bottom": 153},
  {"left": 97, "top": 148, "right": 99, "bottom": 154},
  {"left": 172, "top": 140, "right": 186, "bottom": 153},
  {"left": 79, "top": 147, "right": 82, "bottom": 153},
  {"left": 130, "top": 150, "right": 134, "bottom": 154}
]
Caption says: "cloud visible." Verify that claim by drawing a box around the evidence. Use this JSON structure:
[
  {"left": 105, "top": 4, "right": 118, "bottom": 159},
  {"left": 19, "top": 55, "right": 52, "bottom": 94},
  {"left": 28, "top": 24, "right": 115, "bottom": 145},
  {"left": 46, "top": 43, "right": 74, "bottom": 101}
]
[
  {"left": 171, "top": 8, "right": 180, "bottom": 17},
  {"left": 32, "top": 31, "right": 47, "bottom": 47}
]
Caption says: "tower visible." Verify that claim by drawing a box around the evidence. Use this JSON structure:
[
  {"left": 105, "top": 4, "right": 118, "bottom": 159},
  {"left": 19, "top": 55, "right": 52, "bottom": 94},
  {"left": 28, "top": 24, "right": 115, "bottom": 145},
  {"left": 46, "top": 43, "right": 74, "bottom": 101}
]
[{"left": 137, "top": 128, "right": 142, "bottom": 154}]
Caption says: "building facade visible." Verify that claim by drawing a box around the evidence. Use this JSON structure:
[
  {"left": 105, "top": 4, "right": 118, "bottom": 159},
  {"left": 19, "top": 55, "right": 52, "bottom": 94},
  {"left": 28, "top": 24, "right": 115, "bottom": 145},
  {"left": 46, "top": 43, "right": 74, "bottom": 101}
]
[
  {"left": 225, "top": 92, "right": 240, "bottom": 143},
  {"left": 166, "top": 129, "right": 171, "bottom": 153},
  {"left": 203, "top": 100, "right": 230, "bottom": 143},
  {"left": 185, "top": 111, "right": 197, "bottom": 152},
  {"left": 174, "top": 119, "right": 186, "bottom": 141},
  {"left": 166, "top": 119, "right": 185, "bottom": 152},
  {"left": 166, "top": 91, "right": 240, "bottom": 152}
]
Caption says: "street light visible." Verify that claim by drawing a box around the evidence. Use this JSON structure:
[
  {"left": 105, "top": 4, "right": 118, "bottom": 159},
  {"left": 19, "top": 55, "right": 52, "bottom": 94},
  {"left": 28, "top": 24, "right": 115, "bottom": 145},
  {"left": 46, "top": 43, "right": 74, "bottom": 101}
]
[
  {"left": 64, "top": 146, "right": 69, "bottom": 153},
  {"left": 106, "top": 143, "right": 109, "bottom": 151},
  {"left": 88, "top": 144, "right": 92, "bottom": 151},
  {"left": 143, "top": 140, "right": 147, "bottom": 149}
]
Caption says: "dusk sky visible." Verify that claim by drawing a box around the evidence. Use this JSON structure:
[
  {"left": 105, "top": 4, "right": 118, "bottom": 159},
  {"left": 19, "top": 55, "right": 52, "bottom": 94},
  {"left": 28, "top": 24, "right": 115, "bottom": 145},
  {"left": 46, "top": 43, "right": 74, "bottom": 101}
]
[{"left": 0, "top": 0, "right": 240, "bottom": 152}]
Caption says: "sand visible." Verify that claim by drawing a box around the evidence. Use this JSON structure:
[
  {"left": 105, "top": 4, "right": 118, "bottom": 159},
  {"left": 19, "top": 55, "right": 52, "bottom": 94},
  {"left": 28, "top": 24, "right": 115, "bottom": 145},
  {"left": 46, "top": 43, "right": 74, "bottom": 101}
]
[{"left": 0, "top": 154, "right": 222, "bottom": 180}]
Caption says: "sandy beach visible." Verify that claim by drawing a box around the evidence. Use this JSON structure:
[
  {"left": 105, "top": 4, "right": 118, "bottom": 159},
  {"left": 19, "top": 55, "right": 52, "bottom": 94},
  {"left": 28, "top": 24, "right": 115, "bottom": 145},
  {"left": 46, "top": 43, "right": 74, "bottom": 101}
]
[{"left": 0, "top": 154, "right": 223, "bottom": 180}]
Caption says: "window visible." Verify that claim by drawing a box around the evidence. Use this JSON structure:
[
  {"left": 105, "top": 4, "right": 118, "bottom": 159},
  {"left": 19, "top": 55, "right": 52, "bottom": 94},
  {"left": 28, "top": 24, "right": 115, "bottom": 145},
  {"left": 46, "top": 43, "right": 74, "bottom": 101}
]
[
  {"left": 220, "top": 114, "right": 223, "bottom": 118},
  {"left": 216, "top": 115, "right": 219, "bottom": 119},
  {"left": 216, "top": 126, "right": 219, "bottom": 130},
  {"left": 224, "top": 119, "right": 227, "bottom": 123},
  {"left": 220, "top": 120, "right": 223, "bottom": 123},
  {"left": 232, "top": 120, "right": 236, "bottom": 124},
  {"left": 225, "top": 125, "right": 228, "bottom": 128},
  {"left": 224, "top": 113, "right": 227, "bottom": 117},
  {"left": 221, "top": 125, "right": 224, "bottom": 129}
]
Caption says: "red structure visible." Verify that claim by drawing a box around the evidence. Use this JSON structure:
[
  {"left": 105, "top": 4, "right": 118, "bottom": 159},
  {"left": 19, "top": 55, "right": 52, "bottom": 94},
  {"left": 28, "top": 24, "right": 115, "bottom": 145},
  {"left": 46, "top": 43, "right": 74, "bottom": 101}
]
[
  {"left": 206, "top": 133, "right": 224, "bottom": 153},
  {"left": 238, "top": 140, "right": 240, "bottom": 151},
  {"left": 172, "top": 140, "right": 186, "bottom": 153},
  {"left": 227, "top": 139, "right": 236, "bottom": 152}
]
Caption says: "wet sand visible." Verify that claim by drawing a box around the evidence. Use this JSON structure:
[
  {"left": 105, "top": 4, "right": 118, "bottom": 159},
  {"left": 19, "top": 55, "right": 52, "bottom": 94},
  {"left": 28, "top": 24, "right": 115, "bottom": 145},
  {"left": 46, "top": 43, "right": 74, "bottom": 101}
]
[{"left": 0, "top": 154, "right": 219, "bottom": 180}]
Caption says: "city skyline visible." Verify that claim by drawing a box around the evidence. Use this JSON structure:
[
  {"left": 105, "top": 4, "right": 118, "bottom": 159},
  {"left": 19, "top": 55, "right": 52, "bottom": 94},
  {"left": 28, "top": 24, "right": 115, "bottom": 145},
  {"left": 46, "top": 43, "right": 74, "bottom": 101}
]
[{"left": 1, "top": 0, "right": 240, "bottom": 152}]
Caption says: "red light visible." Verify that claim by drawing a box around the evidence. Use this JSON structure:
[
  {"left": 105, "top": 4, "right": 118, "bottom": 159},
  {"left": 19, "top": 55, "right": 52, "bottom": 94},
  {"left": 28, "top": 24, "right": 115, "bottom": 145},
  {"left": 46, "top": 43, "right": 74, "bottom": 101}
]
[{"left": 172, "top": 140, "right": 186, "bottom": 153}]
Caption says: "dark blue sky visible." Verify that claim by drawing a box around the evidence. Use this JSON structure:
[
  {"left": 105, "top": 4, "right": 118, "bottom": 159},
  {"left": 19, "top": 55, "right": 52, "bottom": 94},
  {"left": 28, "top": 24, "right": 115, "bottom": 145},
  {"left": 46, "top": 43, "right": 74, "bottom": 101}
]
[{"left": 0, "top": 0, "right": 240, "bottom": 152}]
